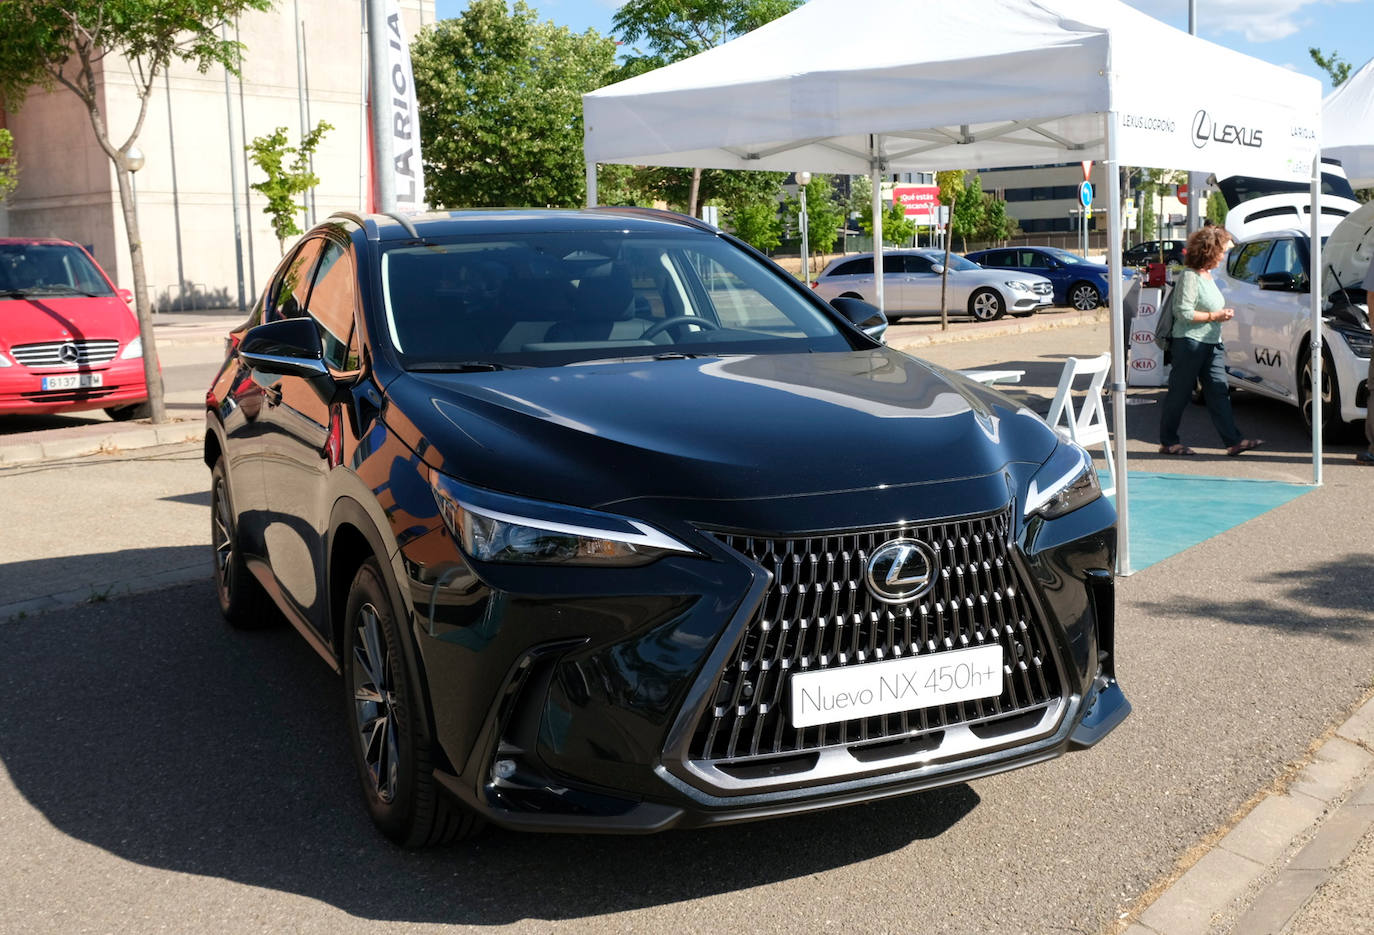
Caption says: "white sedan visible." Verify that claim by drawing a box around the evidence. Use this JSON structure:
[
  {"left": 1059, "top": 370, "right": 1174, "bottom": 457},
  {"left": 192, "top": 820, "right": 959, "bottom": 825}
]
[{"left": 812, "top": 249, "right": 1054, "bottom": 322}]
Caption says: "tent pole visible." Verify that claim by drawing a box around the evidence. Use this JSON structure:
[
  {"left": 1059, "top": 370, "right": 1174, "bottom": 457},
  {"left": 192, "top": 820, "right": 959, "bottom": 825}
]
[
  {"left": 871, "top": 135, "right": 884, "bottom": 314},
  {"left": 586, "top": 158, "right": 598, "bottom": 208},
  {"left": 1105, "top": 112, "right": 1132, "bottom": 576},
  {"left": 1310, "top": 154, "right": 1323, "bottom": 484}
]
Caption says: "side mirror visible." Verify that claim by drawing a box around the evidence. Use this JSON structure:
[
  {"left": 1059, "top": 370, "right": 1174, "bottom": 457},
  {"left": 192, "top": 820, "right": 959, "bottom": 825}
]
[
  {"left": 929, "top": 263, "right": 945, "bottom": 275},
  {"left": 1257, "top": 272, "right": 1303, "bottom": 292},
  {"left": 239, "top": 317, "right": 334, "bottom": 395},
  {"left": 830, "top": 296, "right": 888, "bottom": 342},
  {"left": 118, "top": 288, "right": 133, "bottom": 305}
]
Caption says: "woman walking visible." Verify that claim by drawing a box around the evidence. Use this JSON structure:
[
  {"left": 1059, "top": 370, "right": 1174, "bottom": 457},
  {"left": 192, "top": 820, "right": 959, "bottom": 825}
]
[{"left": 1158, "top": 226, "right": 1263, "bottom": 457}]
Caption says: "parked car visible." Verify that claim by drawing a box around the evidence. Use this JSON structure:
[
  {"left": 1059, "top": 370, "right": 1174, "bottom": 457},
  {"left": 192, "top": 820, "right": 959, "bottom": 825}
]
[
  {"left": 965, "top": 246, "right": 1116, "bottom": 310},
  {"left": 811, "top": 249, "right": 1053, "bottom": 321},
  {"left": 1212, "top": 160, "right": 1362, "bottom": 242},
  {"left": 205, "top": 208, "right": 1127, "bottom": 846},
  {"left": 1213, "top": 200, "right": 1372, "bottom": 439},
  {"left": 0, "top": 238, "right": 148, "bottom": 419},
  {"left": 1122, "top": 239, "right": 1185, "bottom": 267}
]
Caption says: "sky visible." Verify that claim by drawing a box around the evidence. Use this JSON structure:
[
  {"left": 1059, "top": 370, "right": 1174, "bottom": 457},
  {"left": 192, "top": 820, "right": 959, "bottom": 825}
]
[{"left": 431, "top": 0, "right": 1373, "bottom": 95}]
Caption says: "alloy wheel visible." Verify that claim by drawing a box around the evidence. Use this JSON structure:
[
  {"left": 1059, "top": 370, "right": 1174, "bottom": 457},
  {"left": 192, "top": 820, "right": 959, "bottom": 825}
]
[
  {"left": 1300, "top": 356, "right": 1333, "bottom": 430},
  {"left": 212, "top": 475, "right": 235, "bottom": 598},
  {"left": 352, "top": 603, "right": 400, "bottom": 804},
  {"left": 1071, "top": 284, "right": 1100, "bottom": 311},
  {"left": 971, "top": 290, "right": 1003, "bottom": 321}
]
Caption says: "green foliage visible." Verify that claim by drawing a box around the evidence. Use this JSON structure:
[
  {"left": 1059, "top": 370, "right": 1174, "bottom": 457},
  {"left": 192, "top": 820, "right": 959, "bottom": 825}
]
[
  {"left": 412, "top": 0, "right": 618, "bottom": 208},
  {"left": 726, "top": 200, "right": 781, "bottom": 252},
  {"left": 847, "top": 174, "right": 872, "bottom": 219},
  {"left": 1309, "top": 47, "right": 1351, "bottom": 87},
  {"left": 0, "top": 129, "right": 18, "bottom": 203},
  {"left": 860, "top": 199, "right": 915, "bottom": 245},
  {"left": 628, "top": 166, "right": 786, "bottom": 212},
  {"left": 248, "top": 121, "right": 332, "bottom": 251},
  {"left": 978, "top": 193, "right": 1018, "bottom": 243},
  {"left": 1205, "top": 190, "right": 1228, "bottom": 227},
  {"left": 949, "top": 173, "right": 985, "bottom": 250},
  {"left": 611, "top": 0, "right": 802, "bottom": 80},
  {"left": 784, "top": 174, "right": 844, "bottom": 256}
]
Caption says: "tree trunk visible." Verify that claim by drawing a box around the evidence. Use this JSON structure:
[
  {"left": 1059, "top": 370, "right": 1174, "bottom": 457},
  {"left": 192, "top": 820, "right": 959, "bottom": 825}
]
[
  {"left": 940, "top": 192, "right": 957, "bottom": 331},
  {"left": 687, "top": 167, "right": 702, "bottom": 218},
  {"left": 113, "top": 163, "right": 167, "bottom": 423}
]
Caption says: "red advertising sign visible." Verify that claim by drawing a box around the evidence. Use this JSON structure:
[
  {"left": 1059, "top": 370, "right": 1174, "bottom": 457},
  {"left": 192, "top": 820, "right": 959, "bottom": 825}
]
[{"left": 893, "top": 185, "right": 941, "bottom": 218}]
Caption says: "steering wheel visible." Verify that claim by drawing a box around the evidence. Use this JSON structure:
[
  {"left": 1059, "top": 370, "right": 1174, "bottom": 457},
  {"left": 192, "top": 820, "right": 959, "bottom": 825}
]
[{"left": 641, "top": 316, "right": 722, "bottom": 340}]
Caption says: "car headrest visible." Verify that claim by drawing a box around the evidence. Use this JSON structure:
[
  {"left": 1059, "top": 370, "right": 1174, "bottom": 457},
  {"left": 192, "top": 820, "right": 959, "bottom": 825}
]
[{"left": 571, "top": 266, "right": 634, "bottom": 321}]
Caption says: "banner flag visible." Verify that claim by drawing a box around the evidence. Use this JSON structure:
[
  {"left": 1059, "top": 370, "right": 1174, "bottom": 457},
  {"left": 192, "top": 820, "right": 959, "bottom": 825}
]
[{"left": 369, "top": 0, "right": 426, "bottom": 211}]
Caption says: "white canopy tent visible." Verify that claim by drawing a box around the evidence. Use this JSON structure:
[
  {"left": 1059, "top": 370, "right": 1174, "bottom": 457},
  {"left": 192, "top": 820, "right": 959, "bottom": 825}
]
[
  {"left": 1323, "top": 56, "right": 1374, "bottom": 188},
  {"left": 582, "top": 0, "right": 1322, "bottom": 575}
]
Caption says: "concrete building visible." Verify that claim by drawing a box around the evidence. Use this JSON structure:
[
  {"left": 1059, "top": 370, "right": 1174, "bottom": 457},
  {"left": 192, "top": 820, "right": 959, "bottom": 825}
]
[{"left": 0, "top": 0, "right": 432, "bottom": 312}]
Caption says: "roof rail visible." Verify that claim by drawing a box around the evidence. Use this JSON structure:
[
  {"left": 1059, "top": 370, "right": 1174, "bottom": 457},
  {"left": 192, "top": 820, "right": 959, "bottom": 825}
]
[
  {"left": 383, "top": 211, "right": 423, "bottom": 240},
  {"left": 328, "top": 211, "right": 380, "bottom": 240},
  {"left": 592, "top": 205, "right": 721, "bottom": 235}
]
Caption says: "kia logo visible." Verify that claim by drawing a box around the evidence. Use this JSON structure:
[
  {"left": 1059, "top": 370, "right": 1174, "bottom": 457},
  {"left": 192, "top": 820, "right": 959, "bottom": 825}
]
[
  {"left": 1137, "top": 304, "right": 1156, "bottom": 316},
  {"left": 1131, "top": 331, "right": 1156, "bottom": 344},
  {"left": 865, "top": 538, "right": 938, "bottom": 604},
  {"left": 1130, "top": 358, "right": 1157, "bottom": 371}
]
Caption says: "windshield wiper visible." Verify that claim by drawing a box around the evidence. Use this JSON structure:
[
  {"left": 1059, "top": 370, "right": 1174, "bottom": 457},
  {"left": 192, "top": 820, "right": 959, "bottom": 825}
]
[
  {"left": 25, "top": 285, "right": 103, "bottom": 297},
  {"left": 409, "top": 360, "right": 522, "bottom": 373}
]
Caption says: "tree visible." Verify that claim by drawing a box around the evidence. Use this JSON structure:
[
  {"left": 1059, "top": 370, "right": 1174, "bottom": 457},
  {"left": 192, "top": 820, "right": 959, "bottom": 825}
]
[
  {"left": 412, "top": 0, "right": 617, "bottom": 208},
  {"left": 1309, "top": 47, "right": 1351, "bottom": 87},
  {"left": 0, "top": 129, "right": 18, "bottom": 203},
  {"left": 784, "top": 174, "right": 844, "bottom": 276},
  {"left": 978, "top": 193, "right": 1018, "bottom": 244},
  {"left": 248, "top": 121, "right": 332, "bottom": 254},
  {"left": 611, "top": 0, "right": 801, "bottom": 216},
  {"left": 1205, "top": 190, "right": 1227, "bottom": 227},
  {"left": 858, "top": 200, "right": 915, "bottom": 245},
  {"left": 949, "top": 173, "right": 986, "bottom": 251},
  {"left": 0, "top": 0, "right": 272, "bottom": 423},
  {"left": 726, "top": 200, "right": 781, "bottom": 252},
  {"left": 936, "top": 170, "right": 966, "bottom": 330}
]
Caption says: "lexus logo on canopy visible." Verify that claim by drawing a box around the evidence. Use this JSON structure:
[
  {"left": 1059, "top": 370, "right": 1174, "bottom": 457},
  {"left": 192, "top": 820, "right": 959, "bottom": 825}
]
[
  {"left": 865, "top": 538, "right": 939, "bottom": 604},
  {"left": 1192, "top": 109, "right": 1263, "bottom": 150}
]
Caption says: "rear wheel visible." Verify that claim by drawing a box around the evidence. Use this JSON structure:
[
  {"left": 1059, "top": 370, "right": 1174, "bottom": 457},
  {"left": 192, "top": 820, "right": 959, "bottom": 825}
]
[
  {"left": 1069, "top": 282, "right": 1102, "bottom": 311},
  {"left": 210, "top": 458, "right": 277, "bottom": 628},
  {"left": 968, "top": 288, "right": 1005, "bottom": 322},
  {"left": 343, "top": 558, "right": 481, "bottom": 847}
]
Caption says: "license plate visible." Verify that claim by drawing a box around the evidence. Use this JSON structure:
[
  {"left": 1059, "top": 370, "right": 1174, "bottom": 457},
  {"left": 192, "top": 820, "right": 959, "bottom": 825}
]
[
  {"left": 41, "top": 373, "right": 102, "bottom": 391},
  {"left": 790, "top": 644, "right": 1003, "bottom": 729}
]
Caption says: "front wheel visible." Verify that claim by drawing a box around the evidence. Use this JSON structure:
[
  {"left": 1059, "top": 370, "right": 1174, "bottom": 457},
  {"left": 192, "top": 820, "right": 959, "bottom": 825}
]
[
  {"left": 343, "top": 558, "right": 481, "bottom": 847},
  {"left": 968, "top": 288, "right": 1005, "bottom": 322},
  {"left": 1069, "top": 282, "right": 1102, "bottom": 311},
  {"left": 210, "top": 458, "right": 277, "bottom": 628},
  {"left": 1299, "top": 349, "right": 1354, "bottom": 442}
]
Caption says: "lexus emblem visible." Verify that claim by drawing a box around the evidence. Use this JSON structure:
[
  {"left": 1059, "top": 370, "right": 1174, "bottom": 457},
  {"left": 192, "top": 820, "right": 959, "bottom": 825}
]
[
  {"left": 865, "top": 538, "right": 938, "bottom": 604},
  {"left": 57, "top": 342, "right": 80, "bottom": 364}
]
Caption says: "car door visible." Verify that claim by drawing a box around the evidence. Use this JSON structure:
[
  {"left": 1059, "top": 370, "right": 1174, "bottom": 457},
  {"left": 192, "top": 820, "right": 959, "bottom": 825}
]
[
  {"left": 1219, "top": 238, "right": 1274, "bottom": 389},
  {"left": 899, "top": 253, "right": 940, "bottom": 313},
  {"left": 1017, "top": 250, "right": 1062, "bottom": 302},
  {"left": 257, "top": 234, "right": 358, "bottom": 634},
  {"left": 1247, "top": 237, "right": 1306, "bottom": 396}
]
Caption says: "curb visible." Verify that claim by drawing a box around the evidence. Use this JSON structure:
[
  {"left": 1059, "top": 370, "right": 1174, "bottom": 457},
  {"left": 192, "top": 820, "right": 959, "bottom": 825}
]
[
  {"left": 0, "top": 562, "right": 210, "bottom": 623},
  {"left": 885, "top": 307, "right": 1107, "bottom": 351},
  {"left": 0, "top": 419, "right": 202, "bottom": 466},
  {"left": 1122, "top": 692, "right": 1374, "bottom": 935}
]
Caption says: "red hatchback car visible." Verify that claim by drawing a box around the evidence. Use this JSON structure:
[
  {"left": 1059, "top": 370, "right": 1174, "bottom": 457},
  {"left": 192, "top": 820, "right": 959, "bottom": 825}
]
[{"left": 0, "top": 238, "right": 149, "bottom": 419}]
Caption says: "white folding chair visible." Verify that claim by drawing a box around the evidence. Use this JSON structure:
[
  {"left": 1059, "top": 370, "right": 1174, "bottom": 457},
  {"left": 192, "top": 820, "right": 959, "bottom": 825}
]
[{"left": 1044, "top": 353, "right": 1116, "bottom": 498}]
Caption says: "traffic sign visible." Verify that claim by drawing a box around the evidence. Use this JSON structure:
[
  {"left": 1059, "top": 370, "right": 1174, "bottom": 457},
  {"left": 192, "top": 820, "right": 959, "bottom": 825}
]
[
  {"left": 1079, "top": 181, "right": 1093, "bottom": 207},
  {"left": 1177, "top": 183, "right": 1189, "bottom": 206},
  {"left": 1081, "top": 160, "right": 1093, "bottom": 181}
]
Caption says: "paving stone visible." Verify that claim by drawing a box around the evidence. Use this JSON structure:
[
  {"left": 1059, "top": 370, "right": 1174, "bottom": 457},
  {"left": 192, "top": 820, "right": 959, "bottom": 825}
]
[
  {"left": 1338, "top": 698, "right": 1374, "bottom": 747},
  {"left": 1136, "top": 848, "right": 1265, "bottom": 935},
  {"left": 1355, "top": 778, "right": 1374, "bottom": 808},
  {"left": 1290, "top": 805, "right": 1374, "bottom": 871},
  {"left": 1290, "top": 738, "right": 1373, "bottom": 805},
  {"left": 1229, "top": 868, "right": 1326, "bottom": 935},
  {"left": 1218, "top": 793, "right": 1326, "bottom": 867}
]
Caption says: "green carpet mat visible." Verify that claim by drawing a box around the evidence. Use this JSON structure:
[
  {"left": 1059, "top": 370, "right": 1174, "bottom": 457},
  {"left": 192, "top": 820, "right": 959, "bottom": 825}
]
[{"left": 1102, "top": 471, "right": 1314, "bottom": 572}]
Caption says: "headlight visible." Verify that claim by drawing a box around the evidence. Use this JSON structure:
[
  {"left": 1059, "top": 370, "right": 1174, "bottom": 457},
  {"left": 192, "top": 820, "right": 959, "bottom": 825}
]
[
  {"left": 0, "top": 350, "right": 11, "bottom": 367},
  {"left": 1024, "top": 442, "right": 1102, "bottom": 520},
  {"left": 119, "top": 336, "right": 143, "bottom": 359},
  {"left": 1334, "top": 326, "right": 1372, "bottom": 359},
  {"left": 430, "top": 472, "right": 696, "bottom": 566},
  {"left": 1005, "top": 281, "right": 1032, "bottom": 293}
]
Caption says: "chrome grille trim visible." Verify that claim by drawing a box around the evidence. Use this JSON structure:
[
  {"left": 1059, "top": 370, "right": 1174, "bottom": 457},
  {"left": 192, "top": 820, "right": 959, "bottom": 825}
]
[
  {"left": 688, "top": 507, "right": 1064, "bottom": 781},
  {"left": 11, "top": 340, "right": 120, "bottom": 367}
]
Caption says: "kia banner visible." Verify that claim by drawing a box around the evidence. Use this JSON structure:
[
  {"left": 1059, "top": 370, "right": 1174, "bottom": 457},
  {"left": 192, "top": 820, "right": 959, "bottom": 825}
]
[
  {"left": 369, "top": 0, "right": 426, "bottom": 211},
  {"left": 1127, "top": 288, "right": 1168, "bottom": 387}
]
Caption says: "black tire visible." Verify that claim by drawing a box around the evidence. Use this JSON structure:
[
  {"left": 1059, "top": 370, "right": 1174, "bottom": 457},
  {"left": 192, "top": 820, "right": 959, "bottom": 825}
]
[
  {"left": 1068, "top": 282, "right": 1102, "bottom": 311},
  {"left": 105, "top": 402, "right": 151, "bottom": 422},
  {"left": 1299, "top": 348, "right": 1356, "bottom": 443},
  {"left": 343, "top": 558, "right": 481, "bottom": 847},
  {"left": 968, "top": 288, "right": 1005, "bottom": 322},
  {"left": 210, "top": 458, "right": 278, "bottom": 628}
]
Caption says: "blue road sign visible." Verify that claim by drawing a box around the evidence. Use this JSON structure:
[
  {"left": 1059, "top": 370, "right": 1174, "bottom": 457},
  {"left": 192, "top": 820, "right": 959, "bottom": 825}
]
[{"left": 1079, "top": 181, "right": 1093, "bottom": 207}]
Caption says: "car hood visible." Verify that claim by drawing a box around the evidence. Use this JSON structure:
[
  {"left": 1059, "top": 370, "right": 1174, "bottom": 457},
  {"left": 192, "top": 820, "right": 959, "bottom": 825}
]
[
  {"left": 0, "top": 294, "right": 137, "bottom": 348},
  {"left": 383, "top": 349, "right": 1059, "bottom": 511},
  {"left": 955, "top": 268, "right": 1052, "bottom": 287},
  {"left": 1324, "top": 200, "right": 1374, "bottom": 297}
]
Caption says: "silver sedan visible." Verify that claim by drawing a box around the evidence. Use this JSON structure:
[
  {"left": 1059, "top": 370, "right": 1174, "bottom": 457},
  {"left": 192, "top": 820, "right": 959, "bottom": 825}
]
[{"left": 812, "top": 249, "right": 1054, "bottom": 321}]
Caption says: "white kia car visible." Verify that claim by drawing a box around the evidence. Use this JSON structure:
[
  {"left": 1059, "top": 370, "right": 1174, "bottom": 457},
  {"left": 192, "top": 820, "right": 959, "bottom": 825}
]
[
  {"left": 1214, "top": 196, "right": 1372, "bottom": 439},
  {"left": 812, "top": 249, "right": 1053, "bottom": 322}
]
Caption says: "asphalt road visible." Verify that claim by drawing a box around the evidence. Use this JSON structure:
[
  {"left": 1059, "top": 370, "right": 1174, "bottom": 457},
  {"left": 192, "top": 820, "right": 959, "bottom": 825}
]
[{"left": 1, "top": 316, "right": 1371, "bottom": 933}]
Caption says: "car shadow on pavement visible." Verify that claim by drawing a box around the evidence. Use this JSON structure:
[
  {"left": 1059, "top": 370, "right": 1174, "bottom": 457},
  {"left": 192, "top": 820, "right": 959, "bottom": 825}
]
[{"left": 0, "top": 579, "right": 978, "bottom": 925}]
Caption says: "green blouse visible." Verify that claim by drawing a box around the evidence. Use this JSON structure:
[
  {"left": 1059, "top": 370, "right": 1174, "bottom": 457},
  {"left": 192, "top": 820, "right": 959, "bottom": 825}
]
[{"left": 1171, "top": 268, "right": 1225, "bottom": 343}]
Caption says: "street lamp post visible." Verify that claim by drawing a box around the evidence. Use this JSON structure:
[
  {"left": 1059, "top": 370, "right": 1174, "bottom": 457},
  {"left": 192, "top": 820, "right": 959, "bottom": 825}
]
[{"left": 796, "top": 171, "right": 811, "bottom": 287}]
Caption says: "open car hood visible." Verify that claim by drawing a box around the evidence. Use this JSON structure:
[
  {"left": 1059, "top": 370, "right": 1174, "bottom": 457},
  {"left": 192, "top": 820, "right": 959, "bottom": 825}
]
[{"left": 1324, "top": 200, "right": 1374, "bottom": 298}]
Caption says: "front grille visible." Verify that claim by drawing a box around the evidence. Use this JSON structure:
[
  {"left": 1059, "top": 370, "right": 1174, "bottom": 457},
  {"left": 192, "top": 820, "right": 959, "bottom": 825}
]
[
  {"left": 11, "top": 339, "right": 119, "bottom": 367},
  {"left": 691, "top": 507, "right": 1062, "bottom": 764},
  {"left": 1032, "top": 282, "right": 1052, "bottom": 295}
]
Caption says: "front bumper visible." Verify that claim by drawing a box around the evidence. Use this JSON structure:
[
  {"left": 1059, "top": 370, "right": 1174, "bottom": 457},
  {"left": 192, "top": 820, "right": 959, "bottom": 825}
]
[
  {"left": 0, "top": 356, "right": 148, "bottom": 416},
  {"left": 401, "top": 475, "right": 1126, "bottom": 834}
]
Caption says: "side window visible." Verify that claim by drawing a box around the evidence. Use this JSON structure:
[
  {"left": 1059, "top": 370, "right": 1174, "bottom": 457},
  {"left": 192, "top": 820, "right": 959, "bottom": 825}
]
[
  {"left": 1019, "top": 251, "right": 1046, "bottom": 268},
  {"left": 983, "top": 250, "right": 1014, "bottom": 267},
  {"left": 1262, "top": 239, "right": 1304, "bottom": 281},
  {"left": 268, "top": 238, "right": 325, "bottom": 321},
  {"left": 902, "top": 254, "right": 935, "bottom": 274},
  {"left": 831, "top": 257, "right": 872, "bottom": 276},
  {"left": 1229, "top": 241, "right": 1272, "bottom": 283},
  {"left": 881, "top": 254, "right": 904, "bottom": 275},
  {"left": 306, "top": 241, "right": 361, "bottom": 374}
]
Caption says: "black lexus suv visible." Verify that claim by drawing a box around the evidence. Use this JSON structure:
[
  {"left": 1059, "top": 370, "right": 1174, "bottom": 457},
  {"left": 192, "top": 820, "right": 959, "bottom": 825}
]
[{"left": 205, "top": 208, "right": 1128, "bottom": 846}]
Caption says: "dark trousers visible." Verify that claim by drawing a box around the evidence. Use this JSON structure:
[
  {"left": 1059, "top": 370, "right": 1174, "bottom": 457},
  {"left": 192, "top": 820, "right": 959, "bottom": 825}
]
[{"left": 1159, "top": 338, "right": 1242, "bottom": 448}]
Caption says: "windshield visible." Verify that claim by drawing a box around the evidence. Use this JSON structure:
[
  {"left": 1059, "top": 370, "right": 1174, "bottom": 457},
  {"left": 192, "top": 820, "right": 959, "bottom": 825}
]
[
  {"left": 0, "top": 243, "right": 115, "bottom": 298},
  {"left": 1040, "top": 247, "right": 1091, "bottom": 265},
  {"left": 937, "top": 253, "right": 981, "bottom": 272},
  {"left": 381, "top": 230, "right": 856, "bottom": 369}
]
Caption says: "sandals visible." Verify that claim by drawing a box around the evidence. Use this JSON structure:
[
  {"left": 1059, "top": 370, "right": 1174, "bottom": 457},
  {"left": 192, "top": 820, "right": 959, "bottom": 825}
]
[
  {"left": 1159, "top": 444, "right": 1196, "bottom": 456},
  {"left": 1226, "top": 439, "right": 1264, "bottom": 457}
]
